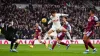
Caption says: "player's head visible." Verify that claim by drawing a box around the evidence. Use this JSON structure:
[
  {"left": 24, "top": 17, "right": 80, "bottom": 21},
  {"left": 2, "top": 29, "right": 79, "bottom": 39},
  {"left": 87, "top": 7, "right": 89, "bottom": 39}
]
[
  {"left": 62, "top": 16, "right": 67, "bottom": 21},
  {"left": 89, "top": 9, "right": 95, "bottom": 15},
  {"left": 51, "top": 10, "right": 56, "bottom": 17}
]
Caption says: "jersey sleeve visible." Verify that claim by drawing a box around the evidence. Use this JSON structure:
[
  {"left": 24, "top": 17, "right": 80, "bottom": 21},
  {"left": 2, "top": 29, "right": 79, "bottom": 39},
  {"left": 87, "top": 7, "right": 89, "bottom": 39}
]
[
  {"left": 94, "top": 16, "right": 98, "bottom": 21},
  {"left": 67, "top": 22, "right": 72, "bottom": 32},
  {"left": 38, "top": 26, "right": 42, "bottom": 32},
  {"left": 66, "top": 22, "right": 68, "bottom": 25},
  {"left": 48, "top": 20, "right": 52, "bottom": 24},
  {"left": 48, "top": 16, "right": 53, "bottom": 24}
]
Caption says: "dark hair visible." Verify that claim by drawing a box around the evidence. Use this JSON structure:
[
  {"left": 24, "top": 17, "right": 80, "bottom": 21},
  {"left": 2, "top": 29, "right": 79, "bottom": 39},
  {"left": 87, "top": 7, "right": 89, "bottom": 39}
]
[
  {"left": 51, "top": 10, "right": 56, "bottom": 14},
  {"left": 90, "top": 9, "right": 95, "bottom": 14},
  {"left": 63, "top": 16, "right": 67, "bottom": 20}
]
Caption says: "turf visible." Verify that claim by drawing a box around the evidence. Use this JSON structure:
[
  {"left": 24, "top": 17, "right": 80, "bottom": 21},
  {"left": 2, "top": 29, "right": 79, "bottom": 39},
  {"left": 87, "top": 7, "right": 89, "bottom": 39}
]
[{"left": 0, "top": 44, "right": 100, "bottom": 56}]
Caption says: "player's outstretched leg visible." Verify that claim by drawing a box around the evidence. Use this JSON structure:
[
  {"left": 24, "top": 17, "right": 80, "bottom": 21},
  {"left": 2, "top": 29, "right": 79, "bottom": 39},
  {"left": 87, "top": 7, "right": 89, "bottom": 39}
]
[
  {"left": 83, "top": 34, "right": 90, "bottom": 54},
  {"left": 83, "top": 35, "right": 90, "bottom": 54},
  {"left": 10, "top": 39, "right": 19, "bottom": 52},
  {"left": 12, "top": 42, "right": 19, "bottom": 52},
  {"left": 10, "top": 40, "right": 15, "bottom": 52},
  {"left": 62, "top": 27, "right": 73, "bottom": 42},
  {"left": 49, "top": 41, "right": 57, "bottom": 50},
  {"left": 88, "top": 41, "right": 97, "bottom": 53},
  {"left": 13, "top": 39, "right": 19, "bottom": 52},
  {"left": 59, "top": 42, "right": 70, "bottom": 49},
  {"left": 83, "top": 40, "right": 89, "bottom": 54}
]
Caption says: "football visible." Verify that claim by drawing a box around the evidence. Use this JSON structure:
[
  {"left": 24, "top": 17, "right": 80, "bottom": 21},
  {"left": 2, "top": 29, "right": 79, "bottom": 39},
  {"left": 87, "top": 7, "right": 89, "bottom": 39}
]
[
  {"left": 41, "top": 18, "right": 47, "bottom": 23},
  {"left": 30, "top": 45, "right": 33, "bottom": 48}
]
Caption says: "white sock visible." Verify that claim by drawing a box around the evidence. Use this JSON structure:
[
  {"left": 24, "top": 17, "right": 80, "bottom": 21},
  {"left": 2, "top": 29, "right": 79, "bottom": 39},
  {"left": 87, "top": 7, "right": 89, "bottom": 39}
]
[
  {"left": 93, "top": 48, "right": 96, "bottom": 50},
  {"left": 66, "top": 32, "right": 72, "bottom": 40},
  {"left": 86, "top": 49, "right": 89, "bottom": 51}
]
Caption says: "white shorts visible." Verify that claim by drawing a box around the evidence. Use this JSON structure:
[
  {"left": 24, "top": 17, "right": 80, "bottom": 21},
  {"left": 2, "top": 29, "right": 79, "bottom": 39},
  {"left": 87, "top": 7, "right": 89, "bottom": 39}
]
[
  {"left": 83, "top": 31, "right": 93, "bottom": 37},
  {"left": 50, "top": 25, "right": 63, "bottom": 31}
]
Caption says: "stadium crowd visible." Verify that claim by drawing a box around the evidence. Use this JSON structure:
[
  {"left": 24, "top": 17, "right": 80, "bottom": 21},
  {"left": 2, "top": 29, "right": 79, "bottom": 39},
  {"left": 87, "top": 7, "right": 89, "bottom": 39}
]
[{"left": 0, "top": 0, "right": 100, "bottom": 39}]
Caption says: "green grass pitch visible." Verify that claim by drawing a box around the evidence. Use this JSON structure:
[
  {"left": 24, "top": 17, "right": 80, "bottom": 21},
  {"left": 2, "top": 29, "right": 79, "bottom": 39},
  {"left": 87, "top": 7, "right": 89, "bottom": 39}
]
[{"left": 0, "top": 44, "right": 100, "bottom": 56}]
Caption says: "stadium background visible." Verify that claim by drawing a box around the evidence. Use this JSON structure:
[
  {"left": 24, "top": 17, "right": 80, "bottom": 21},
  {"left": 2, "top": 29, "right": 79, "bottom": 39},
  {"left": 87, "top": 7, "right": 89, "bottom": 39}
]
[{"left": 0, "top": 0, "right": 100, "bottom": 40}]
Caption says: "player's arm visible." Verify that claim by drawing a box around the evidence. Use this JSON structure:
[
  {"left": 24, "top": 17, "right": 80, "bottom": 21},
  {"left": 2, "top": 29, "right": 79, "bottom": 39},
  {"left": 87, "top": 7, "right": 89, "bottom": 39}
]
[
  {"left": 48, "top": 16, "right": 52, "bottom": 24},
  {"left": 67, "top": 22, "right": 72, "bottom": 33},
  {"left": 48, "top": 20, "right": 52, "bottom": 24},
  {"left": 39, "top": 26, "right": 42, "bottom": 34},
  {"left": 94, "top": 16, "right": 100, "bottom": 27},
  {"left": 57, "top": 13, "right": 69, "bottom": 16}
]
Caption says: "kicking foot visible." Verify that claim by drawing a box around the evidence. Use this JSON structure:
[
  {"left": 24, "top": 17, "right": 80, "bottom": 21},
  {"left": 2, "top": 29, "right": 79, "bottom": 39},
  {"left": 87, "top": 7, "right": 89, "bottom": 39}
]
[
  {"left": 49, "top": 47, "right": 53, "bottom": 50},
  {"left": 12, "top": 49, "right": 18, "bottom": 52},
  {"left": 10, "top": 49, "right": 13, "bottom": 52},
  {"left": 66, "top": 44, "right": 70, "bottom": 50},
  {"left": 92, "top": 48, "right": 97, "bottom": 54},
  {"left": 83, "top": 50, "right": 89, "bottom": 54}
]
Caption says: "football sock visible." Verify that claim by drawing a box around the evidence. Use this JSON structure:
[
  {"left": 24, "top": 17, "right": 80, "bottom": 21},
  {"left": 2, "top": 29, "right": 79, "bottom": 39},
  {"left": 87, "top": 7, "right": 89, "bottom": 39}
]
[
  {"left": 14, "top": 43, "right": 19, "bottom": 49},
  {"left": 10, "top": 41, "right": 14, "bottom": 49},
  {"left": 88, "top": 41, "right": 94, "bottom": 49},
  {"left": 52, "top": 41, "right": 57, "bottom": 49},
  {"left": 32, "top": 41, "right": 34, "bottom": 46},
  {"left": 83, "top": 40, "right": 88, "bottom": 49},
  {"left": 66, "top": 32, "right": 72, "bottom": 40}
]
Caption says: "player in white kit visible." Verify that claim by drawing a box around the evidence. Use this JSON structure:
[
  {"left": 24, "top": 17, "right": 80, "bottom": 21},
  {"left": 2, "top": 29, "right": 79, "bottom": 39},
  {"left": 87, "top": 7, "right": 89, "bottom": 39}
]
[{"left": 44, "top": 11, "right": 69, "bottom": 43}]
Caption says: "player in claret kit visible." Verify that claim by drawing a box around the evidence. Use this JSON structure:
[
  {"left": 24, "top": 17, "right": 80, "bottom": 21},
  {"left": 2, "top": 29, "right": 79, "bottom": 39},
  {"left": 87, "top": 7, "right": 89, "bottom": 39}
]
[
  {"left": 49, "top": 30, "right": 70, "bottom": 50},
  {"left": 83, "top": 9, "right": 99, "bottom": 54},
  {"left": 30, "top": 23, "right": 45, "bottom": 48},
  {"left": 62, "top": 17, "right": 73, "bottom": 42}
]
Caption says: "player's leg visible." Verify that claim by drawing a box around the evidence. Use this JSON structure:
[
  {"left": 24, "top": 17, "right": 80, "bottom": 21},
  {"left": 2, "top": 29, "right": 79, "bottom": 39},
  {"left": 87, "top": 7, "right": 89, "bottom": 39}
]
[
  {"left": 10, "top": 39, "right": 15, "bottom": 52},
  {"left": 47, "top": 29, "right": 54, "bottom": 37},
  {"left": 14, "top": 40, "right": 19, "bottom": 49},
  {"left": 88, "top": 40, "right": 97, "bottom": 53},
  {"left": 44, "top": 26, "right": 55, "bottom": 40},
  {"left": 44, "top": 28, "right": 55, "bottom": 47},
  {"left": 83, "top": 34, "right": 89, "bottom": 54},
  {"left": 43, "top": 29, "right": 54, "bottom": 42},
  {"left": 32, "top": 38, "right": 36, "bottom": 46},
  {"left": 49, "top": 38, "right": 57, "bottom": 50},
  {"left": 57, "top": 38, "right": 70, "bottom": 49},
  {"left": 12, "top": 39, "right": 20, "bottom": 52},
  {"left": 38, "top": 36, "right": 45, "bottom": 44},
  {"left": 49, "top": 31, "right": 57, "bottom": 45},
  {"left": 30, "top": 38, "right": 36, "bottom": 48},
  {"left": 87, "top": 32, "right": 97, "bottom": 53},
  {"left": 61, "top": 27, "right": 73, "bottom": 42},
  {"left": 6, "top": 35, "right": 14, "bottom": 52}
]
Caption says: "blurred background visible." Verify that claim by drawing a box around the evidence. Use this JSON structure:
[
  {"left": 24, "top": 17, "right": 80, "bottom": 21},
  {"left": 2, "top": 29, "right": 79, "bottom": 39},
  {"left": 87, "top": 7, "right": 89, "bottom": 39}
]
[{"left": 0, "top": 0, "right": 100, "bottom": 39}]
